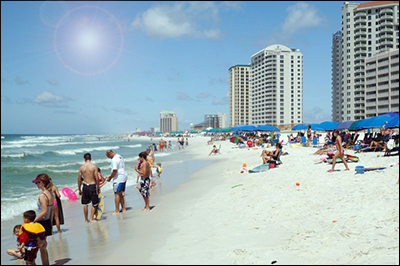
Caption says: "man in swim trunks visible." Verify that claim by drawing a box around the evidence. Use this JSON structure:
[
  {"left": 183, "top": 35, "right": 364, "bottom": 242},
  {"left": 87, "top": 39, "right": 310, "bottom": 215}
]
[
  {"left": 135, "top": 152, "right": 151, "bottom": 212},
  {"left": 105, "top": 150, "right": 128, "bottom": 215},
  {"left": 78, "top": 153, "right": 99, "bottom": 223}
]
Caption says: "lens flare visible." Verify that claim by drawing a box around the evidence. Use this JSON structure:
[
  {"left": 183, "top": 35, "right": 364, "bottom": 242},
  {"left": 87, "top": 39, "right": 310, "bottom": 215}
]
[{"left": 54, "top": 6, "right": 124, "bottom": 75}]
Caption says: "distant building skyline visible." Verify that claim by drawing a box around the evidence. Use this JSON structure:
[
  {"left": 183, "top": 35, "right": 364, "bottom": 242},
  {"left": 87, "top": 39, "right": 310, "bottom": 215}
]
[
  {"left": 160, "top": 111, "right": 178, "bottom": 132},
  {"left": 229, "top": 65, "right": 250, "bottom": 127}
]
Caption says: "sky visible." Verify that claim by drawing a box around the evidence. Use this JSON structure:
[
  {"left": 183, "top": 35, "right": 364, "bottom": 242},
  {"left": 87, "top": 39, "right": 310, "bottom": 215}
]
[{"left": 1, "top": 1, "right": 371, "bottom": 134}]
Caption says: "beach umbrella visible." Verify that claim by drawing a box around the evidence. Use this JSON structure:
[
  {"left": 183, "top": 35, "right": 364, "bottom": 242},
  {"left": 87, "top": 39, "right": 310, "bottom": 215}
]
[
  {"left": 231, "top": 124, "right": 247, "bottom": 131},
  {"left": 220, "top": 128, "right": 231, "bottom": 132},
  {"left": 292, "top": 124, "right": 308, "bottom": 131},
  {"left": 190, "top": 130, "right": 199, "bottom": 134},
  {"left": 319, "top": 121, "right": 340, "bottom": 131},
  {"left": 362, "top": 116, "right": 392, "bottom": 129},
  {"left": 349, "top": 120, "right": 363, "bottom": 131},
  {"left": 240, "top": 125, "right": 258, "bottom": 132},
  {"left": 386, "top": 116, "right": 399, "bottom": 128},
  {"left": 209, "top": 128, "right": 220, "bottom": 132},
  {"left": 335, "top": 121, "right": 354, "bottom": 131},
  {"left": 230, "top": 136, "right": 246, "bottom": 143},
  {"left": 257, "top": 125, "right": 280, "bottom": 132},
  {"left": 381, "top": 112, "right": 399, "bottom": 118},
  {"left": 309, "top": 124, "right": 326, "bottom": 131}
]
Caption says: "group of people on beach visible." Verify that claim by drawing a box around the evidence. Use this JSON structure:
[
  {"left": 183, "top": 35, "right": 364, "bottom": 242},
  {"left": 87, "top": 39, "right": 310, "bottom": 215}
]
[{"left": 7, "top": 143, "right": 167, "bottom": 265}]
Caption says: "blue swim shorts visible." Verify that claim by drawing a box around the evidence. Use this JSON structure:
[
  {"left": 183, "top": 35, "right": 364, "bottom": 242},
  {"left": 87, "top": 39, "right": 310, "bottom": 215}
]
[{"left": 113, "top": 182, "right": 126, "bottom": 193}]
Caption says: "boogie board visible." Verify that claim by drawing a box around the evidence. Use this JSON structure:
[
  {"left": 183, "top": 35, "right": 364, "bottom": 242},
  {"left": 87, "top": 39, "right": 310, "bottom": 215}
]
[
  {"left": 249, "top": 164, "right": 271, "bottom": 173},
  {"left": 95, "top": 193, "right": 104, "bottom": 220},
  {"left": 364, "top": 167, "right": 386, "bottom": 172}
]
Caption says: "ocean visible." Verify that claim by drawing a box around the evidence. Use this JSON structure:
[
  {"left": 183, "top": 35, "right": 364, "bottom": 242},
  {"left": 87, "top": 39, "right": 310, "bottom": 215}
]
[{"left": 0, "top": 134, "right": 177, "bottom": 222}]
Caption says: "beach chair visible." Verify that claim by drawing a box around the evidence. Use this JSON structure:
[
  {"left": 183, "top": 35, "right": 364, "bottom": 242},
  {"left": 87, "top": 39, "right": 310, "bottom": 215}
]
[
  {"left": 268, "top": 149, "right": 283, "bottom": 166},
  {"left": 301, "top": 136, "right": 308, "bottom": 146},
  {"left": 384, "top": 136, "right": 399, "bottom": 157}
]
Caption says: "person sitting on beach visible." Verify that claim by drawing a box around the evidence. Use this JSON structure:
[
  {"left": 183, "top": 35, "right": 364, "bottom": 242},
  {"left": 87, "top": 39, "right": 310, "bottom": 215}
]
[
  {"left": 6, "top": 225, "right": 23, "bottom": 260},
  {"left": 135, "top": 152, "right": 151, "bottom": 212},
  {"left": 328, "top": 130, "right": 350, "bottom": 172},
  {"left": 313, "top": 144, "right": 336, "bottom": 156},
  {"left": 368, "top": 122, "right": 393, "bottom": 152},
  {"left": 18, "top": 210, "right": 46, "bottom": 266},
  {"left": 78, "top": 153, "right": 100, "bottom": 223},
  {"left": 208, "top": 145, "right": 219, "bottom": 156},
  {"left": 261, "top": 150, "right": 269, "bottom": 164}
]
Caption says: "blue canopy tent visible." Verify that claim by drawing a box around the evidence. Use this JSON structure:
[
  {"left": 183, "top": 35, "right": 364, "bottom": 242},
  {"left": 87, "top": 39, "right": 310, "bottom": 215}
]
[
  {"left": 309, "top": 124, "right": 326, "bottom": 131},
  {"left": 238, "top": 125, "right": 258, "bottom": 132},
  {"left": 386, "top": 116, "right": 399, "bottom": 128},
  {"left": 335, "top": 121, "right": 354, "bottom": 131},
  {"left": 319, "top": 121, "right": 340, "bottom": 131},
  {"left": 292, "top": 124, "right": 308, "bottom": 130},
  {"left": 361, "top": 116, "right": 392, "bottom": 129},
  {"left": 353, "top": 118, "right": 371, "bottom": 130},
  {"left": 256, "top": 125, "right": 280, "bottom": 132},
  {"left": 231, "top": 124, "right": 246, "bottom": 132},
  {"left": 381, "top": 112, "right": 399, "bottom": 119}
]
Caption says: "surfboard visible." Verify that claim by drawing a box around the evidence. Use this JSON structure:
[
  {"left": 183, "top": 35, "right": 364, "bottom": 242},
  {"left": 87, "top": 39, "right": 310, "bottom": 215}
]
[
  {"left": 249, "top": 164, "right": 271, "bottom": 173},
  {"left": 95, "top": 193, "right": 104, "bottom": 220}
]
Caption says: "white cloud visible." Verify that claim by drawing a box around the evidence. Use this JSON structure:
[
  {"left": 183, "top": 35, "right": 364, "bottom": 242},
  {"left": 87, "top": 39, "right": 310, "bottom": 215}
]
[
  {"left": 262, "top": 2, "right": 325, "bottom": 46},
  {"left": 48, "top": 79, "right": 60, "bottom": 86},
  {"left": 212, "top": 96, "right": 229, "bottom": 105},
  {"left": 304, "top": 106, "right": 331, "bottom": 124},
  {"left": 32, "top": 91, "right": 65, "bottom": 103},
  {"left": 31, "top": 91, "right": 71, "bottom": 108},
  {"left": 131, "top": 2, "right": 228, "bottom": 39},
  {"left": 282, "top": 2, "right": 324, "bottom": 35}
]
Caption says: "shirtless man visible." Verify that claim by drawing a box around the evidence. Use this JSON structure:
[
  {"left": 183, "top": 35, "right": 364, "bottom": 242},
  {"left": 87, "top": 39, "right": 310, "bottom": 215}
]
[
  {"left": 78, "top": 153, "right": 99, "bottom": 223},
  {"left": 135, "top": 152, "right": 151, "bottom": 212},
  {"left": 105, "top": 150, "right": 128, "bottom": 215}
]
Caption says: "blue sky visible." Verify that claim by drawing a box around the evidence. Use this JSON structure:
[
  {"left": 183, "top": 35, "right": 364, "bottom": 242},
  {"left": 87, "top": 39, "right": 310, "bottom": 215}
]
[{"left": 1, "top": 1, "right": 370, "bottom": 134}]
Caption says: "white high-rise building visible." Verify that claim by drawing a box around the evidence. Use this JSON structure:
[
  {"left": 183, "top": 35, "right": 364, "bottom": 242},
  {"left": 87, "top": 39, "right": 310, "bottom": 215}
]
[
  {"left": 365, "top": 48, "right": 399, "bottom": 117},
  {"left": 250, "top": 44, "right": 303, "bottom": 126},
  {"left": 333, "top": 1, "right": 399, "bottom": 122},
  {"left": 332, "top": 31, "right": 343, "bottom": 122},
  {"left": 160, "top": 111, "right": 178, "bottom": 132},
  {"left": 229, "top": 65, "right": 250, "bottom": 127}
]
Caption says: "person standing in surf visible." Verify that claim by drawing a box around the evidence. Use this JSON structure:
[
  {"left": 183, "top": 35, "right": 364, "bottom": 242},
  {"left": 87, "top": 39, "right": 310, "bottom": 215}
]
[{"left": 135, "top": 152, "right": 151, "bottom": 212}]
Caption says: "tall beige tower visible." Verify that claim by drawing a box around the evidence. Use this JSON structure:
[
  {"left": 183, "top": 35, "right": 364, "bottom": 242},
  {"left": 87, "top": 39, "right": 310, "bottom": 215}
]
[
  {"left": 229, "top": 65, "right": 250, "bottom": 127},
  {"left": 334, "top": 1, "right": 399, "bottom": 122},
  {"left": 250, "top": 44, "right": 303, "bottom": 126},
  {"left": 160, "top": 111, "right": 178, "bottom": 132}
]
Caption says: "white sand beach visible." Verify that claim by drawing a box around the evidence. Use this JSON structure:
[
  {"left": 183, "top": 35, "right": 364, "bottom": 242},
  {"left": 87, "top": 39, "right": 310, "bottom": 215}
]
[{"left": 2, "top": 133, "right": 399, "bottom": 265}]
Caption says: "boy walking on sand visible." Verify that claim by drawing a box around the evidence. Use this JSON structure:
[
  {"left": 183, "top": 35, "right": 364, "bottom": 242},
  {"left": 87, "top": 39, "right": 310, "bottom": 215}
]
[
  {"left": 135, "top": 152, "right": 151, "bottom": 212},
  {"left": 18, "top": 210, "right": 46, "bottom": 265}
]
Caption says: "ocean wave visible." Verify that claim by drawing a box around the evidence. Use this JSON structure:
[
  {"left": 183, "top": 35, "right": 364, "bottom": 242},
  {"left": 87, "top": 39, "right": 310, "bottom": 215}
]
[
  {"left": 1, "top": 136, "right": 5, "bottom": 139},
  {"left": 154, "top": 153, "right": 171, "bottom": 158},
  {"left": 124, "top": 144, "right": 143, "bottom": 148},
  {"left": 52, "top": 146, "right": 120, "bottom": 156},
  {"left": 1, "top": 153, "right": 28, "bottom": 158}
]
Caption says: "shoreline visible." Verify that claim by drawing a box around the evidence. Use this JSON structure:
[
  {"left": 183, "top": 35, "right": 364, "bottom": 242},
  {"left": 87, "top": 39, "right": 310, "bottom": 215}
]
[{"left": 2, "top": 135, "right": 399, "bottom": 265}]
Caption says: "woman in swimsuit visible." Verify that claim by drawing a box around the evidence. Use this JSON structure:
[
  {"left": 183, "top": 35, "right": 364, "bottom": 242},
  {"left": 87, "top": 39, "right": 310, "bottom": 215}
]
[
  {"left": 307, "top": 125, "right": 312, "bottom": 147},
  {"left": 50, "top": 183, "right": 64, "bottom": 234},
  {"left": 32, "top": 173, "right": 54, "bottom": 265},
  {"left": 328, "top": 130, "right": 350, "bottom": 172}
]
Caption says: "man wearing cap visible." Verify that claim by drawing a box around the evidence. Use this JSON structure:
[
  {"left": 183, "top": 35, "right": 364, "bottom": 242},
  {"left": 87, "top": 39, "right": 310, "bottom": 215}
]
[{"left": 105, "top": 150, "right": 128, "bottom": 215}]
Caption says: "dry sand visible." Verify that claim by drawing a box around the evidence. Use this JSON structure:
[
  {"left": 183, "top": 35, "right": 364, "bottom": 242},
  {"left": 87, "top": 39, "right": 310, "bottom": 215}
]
[{"left": 100, "top": 134, "right": 399, "bottom": 265}]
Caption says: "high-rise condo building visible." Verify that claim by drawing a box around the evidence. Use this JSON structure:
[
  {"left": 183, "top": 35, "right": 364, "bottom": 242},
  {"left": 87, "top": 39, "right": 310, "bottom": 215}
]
[
  {"left": 250, "top": 44, "right": 303, "bottom": 126},
  {"left": 332, "top": 31, "right": 343, "bottom": 122},
  {"left": 160, "top": 111, "right": 178, "bottom": 132},
  {"left": 365, "top": 48, "right": 399, "bottom": 117},
  {"left": 229, "top": 65, "right": 250, "bottom": 127},
  {"left": 204, "top": 113, "right": 227, "bottom": 129},
  {"left": 333, "top": 1, "right": 399, "bottom": 122}
]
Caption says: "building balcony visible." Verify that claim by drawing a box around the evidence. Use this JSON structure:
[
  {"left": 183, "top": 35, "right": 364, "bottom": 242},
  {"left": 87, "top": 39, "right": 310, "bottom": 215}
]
[
  {"left": 381, "top": 26, "right": 394, "bottom": 33},
  {"left": 391, "top": 73, "right": 399, "bottom": 80},
  {"left": 380, "top": 21, "right": 394, "bottom": 27},
  {"left": 378, "top": 83, "right": 390, "bottom": 90},
  {"left": 354, "top": 19, "right": 367, "bottom": 27},
  {"left": 354, "top": 31, "right": 367, "bottom": 38},
  {"left": 391, "top": 89, "right": 399, "bottom": 97},
  {"left": 366, "top": 71, "right": 376, "bottom": 77},
  {"left": 378, "top": 107, "right": 390, "bottom": 113},
  {"left": 380, "top": 14, "right": 394, "bottom": 20},
  {"left": 378, "top": 76, "right": 390, "bottom": 83},
  {"left": 380, "top": 40, "right": 394, "bottom": 46},
  {"left": 378, "top": 91, "right": 390, "bottom": 97},
  {"left": 366, "top": 101, "right": 377, "bottom": 107},
  {"left": 381, "top": 8, "right": 393, "bottom": 14},
  {"left": 366, "top": 78, "right": 376, "bottom": 85},
  {"left": 391, "top": 82, "right": 400, "bottom": 88},
  {"left": 380, "top": 33, "right": 394, "bottom": 39},
  {"left": 354, "top": 12, "right": 366, "bottom": 18},
  {"left": 366, "top": 86, "right": 376, "bottom": 92},
  {"left": 378, "top": 68, "right": 389, "bottom": 75},
  {"left": 391, "top": 98, "right": 400, "bottom": 104},
  {"left": 366, "top": 93, "right": 377, "bottom": 100},
  {"left": 391, "top": 65, "right": 399, "bottom": 72}
]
